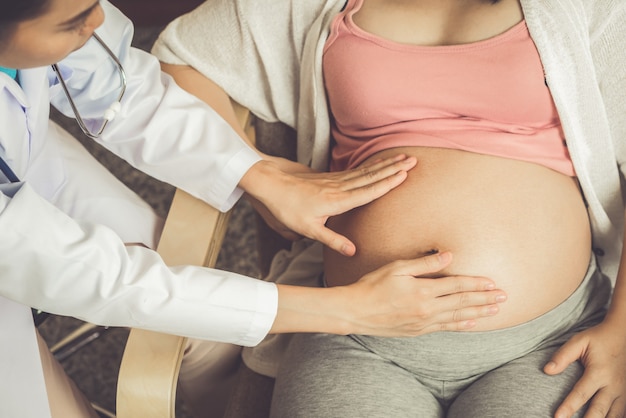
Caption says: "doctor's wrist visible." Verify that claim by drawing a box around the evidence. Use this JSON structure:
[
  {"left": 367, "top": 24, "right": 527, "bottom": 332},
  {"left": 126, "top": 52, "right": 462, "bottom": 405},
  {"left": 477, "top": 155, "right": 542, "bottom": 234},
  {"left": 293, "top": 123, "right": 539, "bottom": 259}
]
[
  {"left": 271, "top": 284, "right": 353, "bottom": 335},
  {"left": 238, "top": 159, "right": 289, "bottom": 205}
]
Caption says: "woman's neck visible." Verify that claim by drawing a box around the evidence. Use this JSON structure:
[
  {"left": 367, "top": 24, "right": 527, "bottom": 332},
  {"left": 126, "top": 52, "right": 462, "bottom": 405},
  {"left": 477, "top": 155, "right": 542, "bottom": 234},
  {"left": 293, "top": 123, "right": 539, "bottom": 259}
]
[{"left": 353, "top": 0, "right": 523, "bottom": 46}]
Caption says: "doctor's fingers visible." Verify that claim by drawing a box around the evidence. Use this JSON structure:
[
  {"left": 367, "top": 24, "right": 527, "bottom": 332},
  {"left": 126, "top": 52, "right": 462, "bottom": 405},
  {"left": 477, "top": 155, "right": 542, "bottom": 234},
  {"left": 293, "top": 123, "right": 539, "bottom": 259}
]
[
  {"left": 402, "top": 275, "right": 507, "bottom": 325},
  {"left": 330, "top": 154, "right": 417, "bottom": 187},
  {"left": 314, "top": 168, "right": 413, "bottom": 217},
  {"left": 298, "top": 154, "right": 416, "bottom": 185},
  {"left": 427, "top": 288, "right": 507, "bottom": 330},
  {"left": 429, "top": 274, "right": 506, "bottom": 298}
]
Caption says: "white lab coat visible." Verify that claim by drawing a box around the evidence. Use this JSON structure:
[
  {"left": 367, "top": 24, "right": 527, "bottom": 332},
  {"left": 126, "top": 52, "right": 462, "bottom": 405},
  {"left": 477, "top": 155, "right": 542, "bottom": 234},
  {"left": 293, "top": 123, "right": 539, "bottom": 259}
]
[{"left": 0, "top": 2, "right": 277, "bottom": 416}]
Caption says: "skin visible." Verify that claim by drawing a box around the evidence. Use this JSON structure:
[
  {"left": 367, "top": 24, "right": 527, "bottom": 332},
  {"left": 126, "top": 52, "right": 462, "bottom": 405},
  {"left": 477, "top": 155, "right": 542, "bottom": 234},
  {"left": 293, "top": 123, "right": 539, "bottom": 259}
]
[
  {"left": 545, "top": 233, "right": 626, "bottom": 418},
  {"left": 0, "top": 0, "right": 417, "bottom": 257},
  {"left": 349, "top": 0, "right": 626, "bottom": 416},
  {"left": 160, "top": 1, "right": 626, "bottom": 413},
  {"left": 0, "top": 0, "right": 104, "bottom": 68},
  {"left": 162, "top": 61, "right": 509, "bottom": 334},
  {"left": 0, "top": 0, "right": 508, "bottom": 337}
]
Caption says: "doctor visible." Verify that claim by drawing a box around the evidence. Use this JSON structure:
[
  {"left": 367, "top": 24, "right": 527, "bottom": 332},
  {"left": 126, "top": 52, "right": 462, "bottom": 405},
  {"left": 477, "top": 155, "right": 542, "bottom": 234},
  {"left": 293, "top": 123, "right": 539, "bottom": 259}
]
[{"left": 0, "top": 0, "right": 508, "bottom": 417}]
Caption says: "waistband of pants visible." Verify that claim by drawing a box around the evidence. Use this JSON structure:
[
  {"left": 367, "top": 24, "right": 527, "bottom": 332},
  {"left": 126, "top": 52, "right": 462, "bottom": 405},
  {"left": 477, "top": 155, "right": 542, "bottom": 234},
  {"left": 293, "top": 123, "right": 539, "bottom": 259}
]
[{"left": 351, "top": 256, "right": 611, "bottom": 378}]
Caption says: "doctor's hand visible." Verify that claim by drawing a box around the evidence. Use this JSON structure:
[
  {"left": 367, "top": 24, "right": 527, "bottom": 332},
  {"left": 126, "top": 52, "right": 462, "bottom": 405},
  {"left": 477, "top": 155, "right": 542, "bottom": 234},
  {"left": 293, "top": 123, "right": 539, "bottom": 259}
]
[
  {"left": 271, "top": 252, "right": 507, "bottom": 336},
  {"left": 239, "top": 154, "right": 417, "bottom": 256}
]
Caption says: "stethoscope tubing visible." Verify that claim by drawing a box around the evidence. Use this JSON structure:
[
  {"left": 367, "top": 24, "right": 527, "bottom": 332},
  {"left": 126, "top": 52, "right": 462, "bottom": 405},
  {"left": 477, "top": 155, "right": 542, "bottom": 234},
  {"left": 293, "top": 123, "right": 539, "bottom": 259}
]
[
  {"left": 51, "top": 32, "right": 127, "bottom": 140},
  {"left": 1, "top": 33, "right": 126, "bottom": 183}
]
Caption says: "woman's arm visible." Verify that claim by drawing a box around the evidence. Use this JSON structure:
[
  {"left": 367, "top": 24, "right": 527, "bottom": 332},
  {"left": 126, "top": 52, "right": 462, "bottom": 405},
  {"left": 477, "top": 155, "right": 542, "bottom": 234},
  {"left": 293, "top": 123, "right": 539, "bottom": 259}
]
[
  {"left": 542, "top": 6, "right": 626, "bottom": 416},
  {"left": 157, "top": 64, "right": 253, "bottom": 148},
  {"left": 544, "top": 211, "right": 626, "bottom": 418}
]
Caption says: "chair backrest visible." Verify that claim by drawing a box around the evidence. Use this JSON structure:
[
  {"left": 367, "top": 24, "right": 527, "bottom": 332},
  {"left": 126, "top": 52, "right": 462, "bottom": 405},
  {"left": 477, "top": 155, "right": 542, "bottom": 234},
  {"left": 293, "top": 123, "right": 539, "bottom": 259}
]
[{"left": 116, "top": 101, "right": 254, "bottom": 418}]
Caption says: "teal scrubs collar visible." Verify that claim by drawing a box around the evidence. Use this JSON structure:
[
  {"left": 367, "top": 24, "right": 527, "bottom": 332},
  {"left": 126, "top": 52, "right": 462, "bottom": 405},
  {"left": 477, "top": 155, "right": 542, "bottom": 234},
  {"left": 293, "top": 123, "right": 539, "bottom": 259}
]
[{"left": 0, "top": 66, "right": 18, "bottom": 80}]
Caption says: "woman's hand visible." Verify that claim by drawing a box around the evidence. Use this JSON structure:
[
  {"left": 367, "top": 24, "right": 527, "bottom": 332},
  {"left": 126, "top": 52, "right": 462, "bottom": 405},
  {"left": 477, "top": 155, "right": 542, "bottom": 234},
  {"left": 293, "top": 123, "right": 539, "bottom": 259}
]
[
  {"left": 239, "top": 154, "right": 417, "bottom": 256},
  {"left": 544, "top": 321, "right": 626, "bottom": 418},
  {"left": 271, "top": 252, "right": 507, "bottom": 336}
]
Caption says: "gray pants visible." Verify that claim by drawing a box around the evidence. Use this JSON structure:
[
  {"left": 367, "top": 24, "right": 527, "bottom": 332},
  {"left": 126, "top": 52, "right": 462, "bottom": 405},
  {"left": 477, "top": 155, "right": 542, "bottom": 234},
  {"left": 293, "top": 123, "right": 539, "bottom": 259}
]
[{"left": 271, "top": 260, "right": 611, "bottom": 418}]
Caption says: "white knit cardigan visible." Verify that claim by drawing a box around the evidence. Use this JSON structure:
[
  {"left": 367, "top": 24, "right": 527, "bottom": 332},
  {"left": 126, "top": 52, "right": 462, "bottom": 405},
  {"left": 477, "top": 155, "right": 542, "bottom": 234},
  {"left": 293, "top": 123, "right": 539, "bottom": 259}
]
[
  {"left": 153, "top": 0, "right": 626, "bottom": 376},
  {"left": 154, "top": 0, "right": 626, "bottom": 282}
]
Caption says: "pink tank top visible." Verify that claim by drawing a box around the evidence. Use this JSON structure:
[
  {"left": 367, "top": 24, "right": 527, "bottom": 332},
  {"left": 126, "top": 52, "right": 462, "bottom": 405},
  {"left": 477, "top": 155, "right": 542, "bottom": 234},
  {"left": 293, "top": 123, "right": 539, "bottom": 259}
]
[{"left": 323, "top": 0, "right": 575, "bottom": 176}]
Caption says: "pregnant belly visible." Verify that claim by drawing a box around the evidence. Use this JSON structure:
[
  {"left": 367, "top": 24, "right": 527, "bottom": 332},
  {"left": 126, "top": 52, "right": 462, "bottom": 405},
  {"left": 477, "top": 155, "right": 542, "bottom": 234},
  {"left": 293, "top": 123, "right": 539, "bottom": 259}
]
[{"left": 324, "top": 147, "right": 592, "bottom": 330}]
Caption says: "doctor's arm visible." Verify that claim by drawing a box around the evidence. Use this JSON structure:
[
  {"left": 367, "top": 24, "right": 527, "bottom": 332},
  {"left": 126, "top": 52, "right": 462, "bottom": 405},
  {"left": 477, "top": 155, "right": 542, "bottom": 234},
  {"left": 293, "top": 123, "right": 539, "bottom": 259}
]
[
  {"left": 0, "top": 184, "right": 501, "bottom": 340},
  {"left": 159, "top": 62, "right": 417, "bottom": 256},
  {"left": 0, "top": 183, "right": 275, "bottom": 346},
  {"left": 51, "top": 2, "right": 415, "bottom": 255}
]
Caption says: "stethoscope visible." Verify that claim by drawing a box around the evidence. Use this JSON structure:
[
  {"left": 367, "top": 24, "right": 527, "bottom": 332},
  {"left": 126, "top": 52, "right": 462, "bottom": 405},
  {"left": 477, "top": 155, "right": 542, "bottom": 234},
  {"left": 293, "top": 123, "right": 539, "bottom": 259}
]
[{"left": 0, "top": 33, "right": 127, "bottom": 184}]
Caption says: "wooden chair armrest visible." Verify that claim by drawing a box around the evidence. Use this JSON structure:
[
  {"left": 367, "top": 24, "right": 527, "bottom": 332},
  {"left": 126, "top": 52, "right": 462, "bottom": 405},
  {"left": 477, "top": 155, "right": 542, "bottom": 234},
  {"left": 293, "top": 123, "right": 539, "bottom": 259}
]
[{"left": 116, "top": 101, "right": 254, "bottom": 418}]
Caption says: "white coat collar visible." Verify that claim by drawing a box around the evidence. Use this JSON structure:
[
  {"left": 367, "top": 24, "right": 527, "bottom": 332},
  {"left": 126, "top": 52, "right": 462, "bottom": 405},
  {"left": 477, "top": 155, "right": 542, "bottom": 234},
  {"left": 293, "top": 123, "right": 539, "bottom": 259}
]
[
  {"left": 0, "top": 72, "right": 28, "bottom": 109},
  {"left": 0, "top": 67, "right": 51, "bottom": 179}
]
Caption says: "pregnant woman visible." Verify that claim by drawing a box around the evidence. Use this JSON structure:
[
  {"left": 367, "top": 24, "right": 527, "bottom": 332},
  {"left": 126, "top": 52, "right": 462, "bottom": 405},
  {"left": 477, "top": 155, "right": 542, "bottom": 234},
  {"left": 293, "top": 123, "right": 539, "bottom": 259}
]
[{"left": 152, "top": 0, "right": 626, "bottom": 416}]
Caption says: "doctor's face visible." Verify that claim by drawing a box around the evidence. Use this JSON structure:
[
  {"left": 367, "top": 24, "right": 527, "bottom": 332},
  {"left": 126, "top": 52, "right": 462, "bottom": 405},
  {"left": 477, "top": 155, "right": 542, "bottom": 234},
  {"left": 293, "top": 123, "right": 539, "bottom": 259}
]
[{"left": 0, "top": 0, "right": 104, "bottom": 69}]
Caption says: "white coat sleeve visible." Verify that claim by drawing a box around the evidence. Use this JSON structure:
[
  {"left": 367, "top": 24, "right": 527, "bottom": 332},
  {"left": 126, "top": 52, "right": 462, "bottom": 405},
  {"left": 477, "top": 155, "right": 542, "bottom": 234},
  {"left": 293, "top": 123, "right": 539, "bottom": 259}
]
[
  {"left": 0, "top": 183, "right": 277, "bottom": 346},
  {"left": 49, "top": 1, "right": 260, "bottom": 212}
]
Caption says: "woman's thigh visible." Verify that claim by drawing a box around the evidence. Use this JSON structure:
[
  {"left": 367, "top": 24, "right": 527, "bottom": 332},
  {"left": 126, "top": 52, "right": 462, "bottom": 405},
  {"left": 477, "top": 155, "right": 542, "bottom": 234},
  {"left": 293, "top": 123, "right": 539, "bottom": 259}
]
[
  {"left": 270, "top": 333, "right": 443, "bottom": 418},
  {"left": 448, "top": 342, "right": 585, "bottom": 418}
]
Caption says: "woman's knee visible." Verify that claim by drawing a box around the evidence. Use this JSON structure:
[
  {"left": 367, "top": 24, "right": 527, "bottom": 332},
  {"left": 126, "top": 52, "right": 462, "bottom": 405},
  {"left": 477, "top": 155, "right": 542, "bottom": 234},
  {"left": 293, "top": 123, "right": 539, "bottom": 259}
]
[{"left": 448, "top": 347, "right": 584, "bottom": 418}]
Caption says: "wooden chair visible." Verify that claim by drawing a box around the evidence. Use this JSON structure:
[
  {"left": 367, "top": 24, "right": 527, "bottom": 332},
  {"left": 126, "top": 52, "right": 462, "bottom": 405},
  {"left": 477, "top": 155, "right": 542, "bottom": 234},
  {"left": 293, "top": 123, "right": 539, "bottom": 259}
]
[{"left": 116, "top": 100, "right": 255, "bottom": 418}]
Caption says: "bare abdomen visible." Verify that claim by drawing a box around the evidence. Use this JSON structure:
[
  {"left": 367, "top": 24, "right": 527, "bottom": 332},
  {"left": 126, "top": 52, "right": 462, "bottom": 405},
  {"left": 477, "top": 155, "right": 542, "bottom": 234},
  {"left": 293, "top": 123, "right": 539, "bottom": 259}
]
[{"left": 324, "top": 147, "right": 591, "bottom": 330}]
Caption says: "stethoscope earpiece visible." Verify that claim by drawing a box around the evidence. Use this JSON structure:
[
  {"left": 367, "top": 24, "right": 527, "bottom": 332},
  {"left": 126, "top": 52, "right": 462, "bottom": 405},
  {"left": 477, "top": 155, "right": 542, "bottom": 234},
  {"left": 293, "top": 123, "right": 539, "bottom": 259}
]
[{"left": 103, "top": 101, "right": 121, "bottom": 121}]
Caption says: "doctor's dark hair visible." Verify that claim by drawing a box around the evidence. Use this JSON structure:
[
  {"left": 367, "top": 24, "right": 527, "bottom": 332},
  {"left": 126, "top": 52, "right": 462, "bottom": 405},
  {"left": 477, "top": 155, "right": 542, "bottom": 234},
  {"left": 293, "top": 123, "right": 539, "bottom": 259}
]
[{"left": 0, "top": 0, "right": 50, "bottom": 42}]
